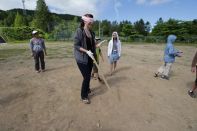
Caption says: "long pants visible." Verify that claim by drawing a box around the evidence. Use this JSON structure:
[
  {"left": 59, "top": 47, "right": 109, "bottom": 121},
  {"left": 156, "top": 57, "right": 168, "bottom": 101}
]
[
  {"left": 33, "top": 51, "right": 45, "bottom": 71},
  {"left": 157, "top": 63, "right": 172, "bottom": 77},
  {"left": 195, "top": 66, "right": 197, "bottom": 86},
  {"left": 77, "top": 58, "right": 93, "bottom": 99}
]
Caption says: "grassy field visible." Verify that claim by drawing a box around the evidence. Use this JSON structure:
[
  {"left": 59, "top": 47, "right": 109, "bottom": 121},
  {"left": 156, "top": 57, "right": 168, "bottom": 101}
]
[{"left": 0, "top": 41, "right": 197, "bottom": 131}]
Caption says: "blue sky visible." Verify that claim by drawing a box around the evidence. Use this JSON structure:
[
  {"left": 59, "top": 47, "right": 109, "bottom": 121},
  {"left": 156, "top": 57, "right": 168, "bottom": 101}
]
[{"left": 0, "top": 0, "right": 196, "bottom": 26}]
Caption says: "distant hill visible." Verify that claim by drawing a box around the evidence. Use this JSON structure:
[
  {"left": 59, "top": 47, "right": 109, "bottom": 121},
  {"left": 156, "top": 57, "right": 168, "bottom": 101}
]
[{"left": 0, "top": 8, "right": 80, "bottom": 27}]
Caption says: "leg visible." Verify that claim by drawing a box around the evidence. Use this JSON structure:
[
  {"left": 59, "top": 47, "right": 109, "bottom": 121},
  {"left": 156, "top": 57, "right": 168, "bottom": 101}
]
[
  {"left": 188, "top": 78, "right": 197, "bottom": 98},
  {"left": 163, "top": 63, "right": 172, "bottom": 78},
  {"left": 154, "top": 65, "right": 164, "bottom": 77},
  {"left": 39, "top": 51, "right": 45, "bottom": 71},
  {"left": 110, "top": 63, "right": 113, "bottom": 75},
  {"left": 92, "top": 63, "right": 98, "bottom": 79},
  {"left": 87, "top": 58, "right": 93, "bottom": 92},
  {"left": 33, "top": 52, "right": 40, "bottom": 72},
  {"left": 157, "top": 65, "right": 165, "bottom": 76},
  {"left": 77, "top": 60, "right": 92, "bottom": 100},
  {"left": 114, "top": 61, "right": 117, "bottom": 71}
]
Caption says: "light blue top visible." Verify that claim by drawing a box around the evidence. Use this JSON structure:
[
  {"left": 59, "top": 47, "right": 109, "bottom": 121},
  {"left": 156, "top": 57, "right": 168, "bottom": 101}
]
[{"left": 164, "top": 35, "right": 179, "bottom": 63}]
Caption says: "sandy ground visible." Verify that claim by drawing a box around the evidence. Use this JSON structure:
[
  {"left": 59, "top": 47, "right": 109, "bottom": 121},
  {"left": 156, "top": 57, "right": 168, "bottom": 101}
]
[{"left": 0, "top": 42, "right": 197, "bottom": 131}]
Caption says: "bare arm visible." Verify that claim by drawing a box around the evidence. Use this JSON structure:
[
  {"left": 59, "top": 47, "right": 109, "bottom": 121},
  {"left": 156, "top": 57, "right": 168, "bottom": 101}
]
[
  {"left": 191, "top": 52, "right": 197, "bottom": 72},
  {"left": 192, "top": 52, "right": 197, "bottom": 67}
]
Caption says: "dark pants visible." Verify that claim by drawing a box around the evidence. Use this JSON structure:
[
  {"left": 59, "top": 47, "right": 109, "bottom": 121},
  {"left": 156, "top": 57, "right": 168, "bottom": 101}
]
[
  {"left": 195, "top": 66, "right": 197, "bottom": 86},
  {"left": 77, "top": 58, "right": 93, "bottom": 99},
  {"left": 33, "top": 51, "right": 45, "bottom": 71}
]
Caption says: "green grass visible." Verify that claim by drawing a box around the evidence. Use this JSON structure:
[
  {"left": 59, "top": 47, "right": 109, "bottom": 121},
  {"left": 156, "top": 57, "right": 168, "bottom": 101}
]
[
  {"left": 1, "top": 41, "right": 195, "bottom": 61},
  {"left": 0, "top": 48, "right": 27, "bottom": 61},
  {"left": 122, "top": 42, "right": 197, "bottom": 47}
]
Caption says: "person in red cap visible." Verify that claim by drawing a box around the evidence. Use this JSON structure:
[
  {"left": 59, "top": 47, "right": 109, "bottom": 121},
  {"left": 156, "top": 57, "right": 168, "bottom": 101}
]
[{"left": 30, "top": 30, "right": 47, "bottom": 73}]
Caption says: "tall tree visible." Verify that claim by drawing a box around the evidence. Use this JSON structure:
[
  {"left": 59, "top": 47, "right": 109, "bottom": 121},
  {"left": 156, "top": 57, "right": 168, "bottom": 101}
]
[
  {"left": 4, "top": 12, "right": 15, "bottom": 26},
  {"left": 14, "top": 12, "right": 25, "bottom": 27},
  {"left": 145, "top": 21, "right": 151, "bottom": 36},
  {"left": 134, "top": 19, "right": 146, "bottom": 35},
  {"left": 101, "top": 20, "right": 111, "bottom": 36},
  {"left": 34, "top": 0, "right": 51, "bottom": 32},
  {"left": 156, "top": 17, "right": 164, "bottom": 25}
]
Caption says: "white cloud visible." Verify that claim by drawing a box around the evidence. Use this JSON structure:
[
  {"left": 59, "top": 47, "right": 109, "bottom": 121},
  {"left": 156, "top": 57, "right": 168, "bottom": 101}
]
[
  {"left": 0, "top": 0, "right": 108, "bottom": 18},
  {"left": 136, "top": 0, "right": 172, "bottom": 5},
  {"left": 114, "top": 0, "right": 122, "bottom": 19},
  {"left": 136, "top": 0, "right": 146, "bottom": 4}
]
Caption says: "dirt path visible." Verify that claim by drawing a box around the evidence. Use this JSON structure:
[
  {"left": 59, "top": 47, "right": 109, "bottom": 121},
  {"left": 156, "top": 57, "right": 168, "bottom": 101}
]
[{"left": 0, "top": 42, "right": 197, "bottom": 131}]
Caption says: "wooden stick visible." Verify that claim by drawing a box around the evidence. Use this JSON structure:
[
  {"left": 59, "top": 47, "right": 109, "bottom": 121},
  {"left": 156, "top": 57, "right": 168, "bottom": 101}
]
[{"left": 90, "top": 56, "right": 111, "bottom": 89}]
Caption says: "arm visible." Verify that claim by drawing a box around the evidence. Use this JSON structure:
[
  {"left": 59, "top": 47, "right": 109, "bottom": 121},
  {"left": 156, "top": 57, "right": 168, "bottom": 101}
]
[
  {"left": 168, "top": 45, "right": 179, "bottom": 56},
  {"left": 191, "top": 52, "right": 197, "bottom": 72},
  {"left": 118, "top": 41, "right": 121, "bottom": 57},
  {"left": 42, "top": 39, "right": 47, "bottom": 55},
  {"left": 74, "top": 28, "right": 88, "bottom": 53},
  {"left": 99, "top": 49, "right": 104, "bottom": 62},
  {"left": 29, "top": 39, "right": 34, "bottom": 56},
  {"left": 107, "top": 41, "right": 112, "bottom": 57}
]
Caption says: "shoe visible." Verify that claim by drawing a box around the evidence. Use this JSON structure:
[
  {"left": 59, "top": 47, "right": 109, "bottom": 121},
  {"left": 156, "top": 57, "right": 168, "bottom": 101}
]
[
  {"left": 188, "top": 90, "right": 196, "bottom": 98},
  {"left": 41, "top": 69, "right": 45, "bottom": 72},
  {"left": 154, "top": 73, "right": 158, "bottom": 77},
  {"left": 36, "top": 70, "right": 40, "bottom": 73},
  {"left": 81, "top": 98, "right": 90, "bottom": 104},
  {"left": 161, "top": 75, "right": 169, "bottom": 80},
  {"left": 94, "top": 76, "right": 98, "bottom": 80},
  {"left": 98, "top": 77, "right": 104, "bottom": 84},
  {"left": 88, "top": 90, "right": 95, "bottom": 96}
]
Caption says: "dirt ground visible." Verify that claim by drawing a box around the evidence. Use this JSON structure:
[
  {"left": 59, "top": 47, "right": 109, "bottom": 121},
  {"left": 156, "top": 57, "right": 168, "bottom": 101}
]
[{"left": 0, "top": 42, "right": 197, "bottom": 131}]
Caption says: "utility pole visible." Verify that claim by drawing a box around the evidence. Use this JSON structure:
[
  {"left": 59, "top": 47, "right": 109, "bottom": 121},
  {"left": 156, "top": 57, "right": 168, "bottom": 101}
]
[
  {"left": 22, "top": 0, "right": 26, "bottom": 15},
  {"left": 99, "top": 21, "right": 101, "bottom": 38}
]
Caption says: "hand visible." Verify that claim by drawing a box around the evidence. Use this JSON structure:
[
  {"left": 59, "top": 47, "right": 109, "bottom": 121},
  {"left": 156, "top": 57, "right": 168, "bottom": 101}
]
[
  {"left": 191, "top": 67, "right": 196, "bottom": 73},
  {"left": 31, "top": 53, "right": 34, "bottom": 57},
  {"left": 86, "top": 50, "right": 94, "bottom": 59},
  {"left": 176, "top": 53, "right": 182, "bottom": 57}
]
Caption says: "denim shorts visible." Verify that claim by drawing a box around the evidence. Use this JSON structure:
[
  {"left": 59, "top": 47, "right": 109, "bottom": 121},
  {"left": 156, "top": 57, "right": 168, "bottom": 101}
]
[{"left": 109, "top": 50, "right": 119, "bottom": 64}]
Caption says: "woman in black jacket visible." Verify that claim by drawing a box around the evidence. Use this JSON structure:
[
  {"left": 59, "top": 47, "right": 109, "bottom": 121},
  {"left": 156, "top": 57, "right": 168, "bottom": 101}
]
[{"left": 74, "top": 14, "right": 96, "bottom": 104}]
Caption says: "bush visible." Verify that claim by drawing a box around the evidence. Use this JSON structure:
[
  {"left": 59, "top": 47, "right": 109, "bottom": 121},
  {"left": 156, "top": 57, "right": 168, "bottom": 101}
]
[{"left": 0, "top": 27, "right": 45, "bottom": 41}]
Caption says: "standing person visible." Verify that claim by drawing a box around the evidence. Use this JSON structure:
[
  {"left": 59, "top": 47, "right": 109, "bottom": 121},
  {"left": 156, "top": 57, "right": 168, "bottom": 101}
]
[
  {"left": 74, "top": 14, "right": 96, "bottom": 104},
  {"left": 107, "top": 32, "right": 121, "bottom": 75},
  {"left": 188, "top": 51, "right": 197, "bottom": 98},
  {"left": 30, "top": 30, "right": 47, "bottom": 73},
  {"left": 92, "top": 38, "right": 104, "bottom": 82},
  {"left": 154, "top": 34, "right": 182, "bottom": 80}
]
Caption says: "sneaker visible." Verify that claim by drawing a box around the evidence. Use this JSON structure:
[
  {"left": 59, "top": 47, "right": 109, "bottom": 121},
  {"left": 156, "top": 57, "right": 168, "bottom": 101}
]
[
  {"left": 41, "top": 69, "right": 45, "bottom": 72},
  {"left": 88, "top": 90, "right": 95, "bottom": 96},
  {"left": 161, "top": 75, "right": 169, "bottom": 80},
  {"left": 36, "top": 70, "right": 40, "bottom": 73},
  {"left": 188, "top": 90, "right": 196, "bottom": 98},
  {"left": 98, "top": 77, "right": 104, "bottom": 84},
  {"left": 81, "top": 98, "right": 90, "bottom": 104},
  {"left": 154, "top": 73, "right": 158, "bottom": 77}
]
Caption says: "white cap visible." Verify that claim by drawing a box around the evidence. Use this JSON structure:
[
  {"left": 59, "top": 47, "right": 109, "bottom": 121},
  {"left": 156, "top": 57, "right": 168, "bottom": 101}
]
[{"left": 32, "top": 30, "right": 38, "bottom": 35}]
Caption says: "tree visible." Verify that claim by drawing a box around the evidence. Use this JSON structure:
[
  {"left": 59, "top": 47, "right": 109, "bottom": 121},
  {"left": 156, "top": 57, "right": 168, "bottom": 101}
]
[
  {"left": 34, "top": 0, "right": 51, "bottom": 32},
  {"left": 134, "top": 19, "right": 146, "bottom": 36},
  {"left": 4, "top": 12, "right": 15, "bottom": 26},
  {"left": 101, "top": 20, "right": 111, "bottom": 36},
  {"left": 156, "top": 17, "right": 164, "bottom": 25},
  {"left": 14, "top": 12, "right": 25, "bottom": 27},
  {"left": 121, "top": 23, "right": 135, "bottom": 36},
  {"left": 111, "top": 21, "right": 119, "bottom": 33},
  {"left": 145, "top": 21, "right": 151, "bottom": 35}
]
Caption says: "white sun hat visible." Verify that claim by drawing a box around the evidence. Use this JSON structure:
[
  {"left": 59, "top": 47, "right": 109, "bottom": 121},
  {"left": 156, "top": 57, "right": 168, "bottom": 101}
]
[{"left": 32, "top": 30, "right": 38, "bottom": 35}]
